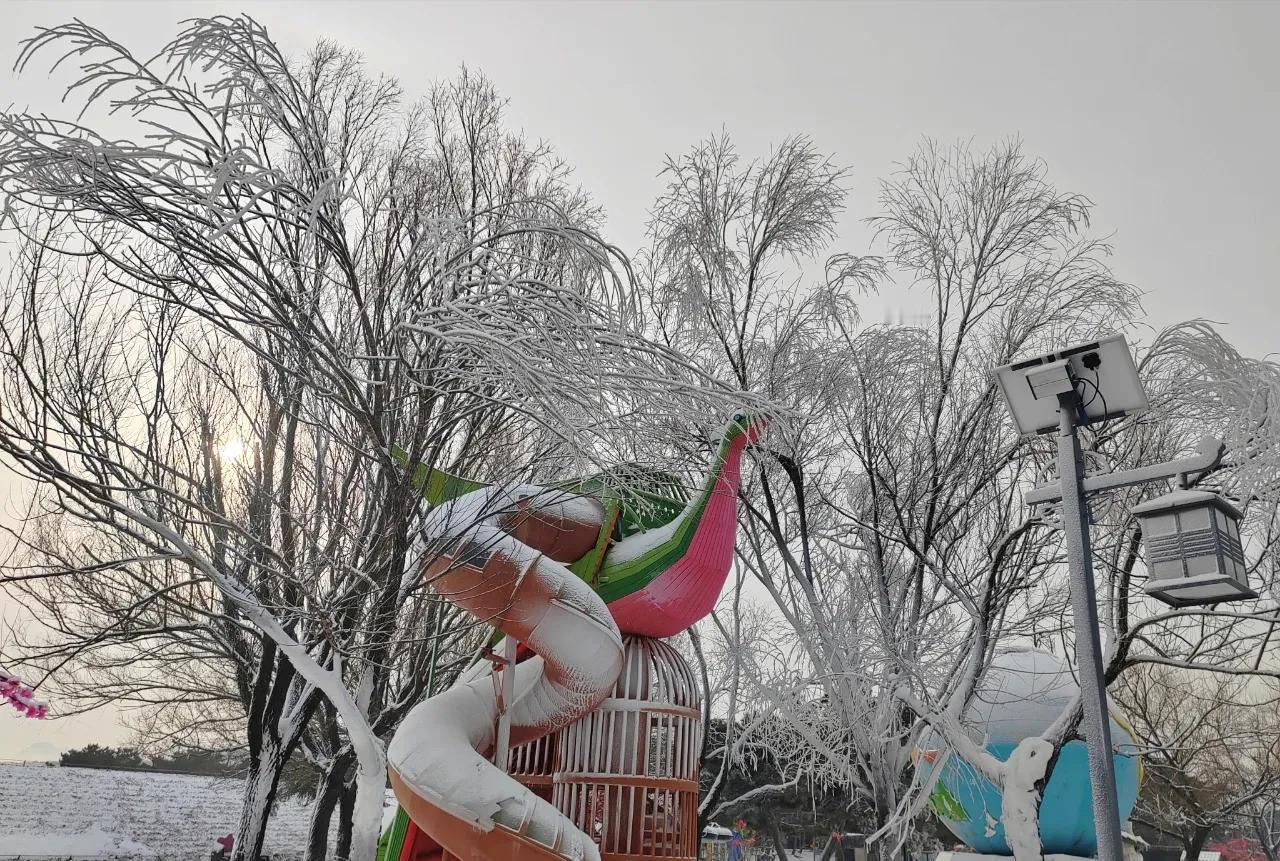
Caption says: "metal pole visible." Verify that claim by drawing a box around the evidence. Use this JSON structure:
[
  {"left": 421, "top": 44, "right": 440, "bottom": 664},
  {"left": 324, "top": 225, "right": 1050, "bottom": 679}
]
[
  {"left": 494, "top": 636, "right": 516, "bottom": 770},
  {"left": 1055, "top": 392, "right": 1125, "bottom": 861}
]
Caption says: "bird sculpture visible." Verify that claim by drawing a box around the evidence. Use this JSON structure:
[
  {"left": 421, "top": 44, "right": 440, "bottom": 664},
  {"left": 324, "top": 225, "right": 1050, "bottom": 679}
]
[
  {"left": 401, "top": 412, "right": 764, "bottom": 638},
  {"left": 382, "top": 414, "right": 765, "bottom": 861}
]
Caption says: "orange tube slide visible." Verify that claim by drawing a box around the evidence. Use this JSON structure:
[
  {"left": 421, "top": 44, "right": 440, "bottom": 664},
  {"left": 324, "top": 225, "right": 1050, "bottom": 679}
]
[{"left": 388, "top": 487, "right": 624, "bottom": 861}]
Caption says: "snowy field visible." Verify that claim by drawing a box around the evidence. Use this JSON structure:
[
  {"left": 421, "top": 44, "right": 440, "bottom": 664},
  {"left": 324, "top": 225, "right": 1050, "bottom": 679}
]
[{"left": 0, "top": 763, "right": 324, "bottom": 859}]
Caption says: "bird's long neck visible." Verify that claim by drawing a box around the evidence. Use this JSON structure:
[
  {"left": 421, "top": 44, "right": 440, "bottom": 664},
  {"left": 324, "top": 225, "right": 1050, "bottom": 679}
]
[
  {"left": 677, "top": 432, "right": 749, "bottom": 533},
  {"left": 596, "top": 428, "right": 753, "bottom": 587}
]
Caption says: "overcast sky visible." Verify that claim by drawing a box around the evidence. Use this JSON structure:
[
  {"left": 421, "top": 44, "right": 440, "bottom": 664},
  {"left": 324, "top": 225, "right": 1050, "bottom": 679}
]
[{"left": 1, "top": 0, "right": 1276, "bottom": 758}]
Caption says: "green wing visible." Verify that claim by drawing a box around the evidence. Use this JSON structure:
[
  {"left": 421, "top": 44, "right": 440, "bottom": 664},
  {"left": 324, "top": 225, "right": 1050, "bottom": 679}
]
[
  {"left": 390, "top": 446, "right": 489, "bottom": 506},
  {"left": 559, "top": 463, "right": 691, "bottom": 538},
  {"left": 392, "top": 448, "right": 690, "bottom": 534}
]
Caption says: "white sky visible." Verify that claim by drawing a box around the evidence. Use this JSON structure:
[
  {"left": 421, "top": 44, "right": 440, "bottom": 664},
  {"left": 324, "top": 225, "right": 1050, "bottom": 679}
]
[{"left": 1, "top": 0, "right": 1277, "bottom": 758}]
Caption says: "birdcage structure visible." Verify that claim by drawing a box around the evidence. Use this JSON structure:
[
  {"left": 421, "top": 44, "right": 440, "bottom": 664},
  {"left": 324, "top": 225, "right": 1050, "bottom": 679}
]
[
  {"left": 507, "top": 635, "right": 703, "bottom": 861},
  {"left": 508, "top": 726, "right": 558, "bottom": 803}
]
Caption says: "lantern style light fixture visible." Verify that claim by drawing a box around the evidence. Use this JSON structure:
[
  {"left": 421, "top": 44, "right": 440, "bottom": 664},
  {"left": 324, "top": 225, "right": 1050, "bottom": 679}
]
[{"left": 1133, "top": 489, "right": 1256, "bottom": 607}]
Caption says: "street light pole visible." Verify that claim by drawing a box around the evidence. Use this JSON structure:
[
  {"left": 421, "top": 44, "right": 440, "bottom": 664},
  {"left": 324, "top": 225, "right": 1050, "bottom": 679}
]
[
  {"left": 996, "top": 336, "right": 1252, "bottom": 859},
  {"left": 1055, "top": 391, "right": 1125, "bottom": 861}
]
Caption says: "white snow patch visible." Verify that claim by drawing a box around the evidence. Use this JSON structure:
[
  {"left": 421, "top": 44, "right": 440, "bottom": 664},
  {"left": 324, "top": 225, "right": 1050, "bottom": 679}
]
[
  {"left": 1001, "top": 737, "right": 1053, "bottom": 861},
  {"left": 606, "top": 515, "right": 684, "bottom": 564},
  {"left": 2, "top": 825, "right": 154, "bottom": 856},
  {"left": 380, "top": 789, "right": 399, "bottom": 834},
  {"left": 0, "top": 763, "right": 328, "bottom": 860}
]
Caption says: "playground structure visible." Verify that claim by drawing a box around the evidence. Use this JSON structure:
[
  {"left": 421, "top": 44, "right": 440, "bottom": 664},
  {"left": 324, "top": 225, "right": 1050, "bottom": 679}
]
[
  {"left": 913, "top": 649, "right": 1142, "bottom": 857},
  {"left": 513, "top": 636, "right": 702, "bottom": 861},
  {"left": 385, "top": 636, "right": 702, "bottom": 861},
  {"left": 384, "top": 415, "right": 764, "bottom": 861}
]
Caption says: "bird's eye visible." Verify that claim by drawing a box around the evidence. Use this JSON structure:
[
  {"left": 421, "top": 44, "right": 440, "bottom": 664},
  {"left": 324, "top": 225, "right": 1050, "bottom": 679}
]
[{"left": 733, "top": 413, "right": 745, "bottom": 423}]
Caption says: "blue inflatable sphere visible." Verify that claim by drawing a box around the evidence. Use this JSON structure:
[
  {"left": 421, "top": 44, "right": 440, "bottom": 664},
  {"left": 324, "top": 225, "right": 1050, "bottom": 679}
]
[{"left": 914, "top": 649, "right": 1142, "bottom": 857}]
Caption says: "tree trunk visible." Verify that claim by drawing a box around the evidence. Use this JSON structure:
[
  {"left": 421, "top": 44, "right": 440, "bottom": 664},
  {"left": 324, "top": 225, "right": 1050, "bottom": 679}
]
[
  {"left": 232, "top": 619, "right": 320, "bottom": 861},
  {"left": 235, "top": 738, "right": 287, "bottom": 861},
  {"left": 689, "top": 628, "right": 719, "bottom": 834},
  {"left": 347, "top": 755, "right": 390, "bottom": 861},
  {"left": 305, "top": 754, "right": 353, "bottom": 861},
  {"left": 870, "top": 784, "right": 899, "bottom": 861},
  {"left": 1184, "top": 826, "right": 1212, "bottom": 861},
  {"left": 1254, "top": 817, "right": 1277, "bottom": 861},
  {"left": 327, "top": 693, "right": 388, "bottom": 861},
  {"left": 763, "top": 809, "right": 790, "bottom": 861},
  {"left": 335, "top": 777, "right": 357, "bottom": 861}
]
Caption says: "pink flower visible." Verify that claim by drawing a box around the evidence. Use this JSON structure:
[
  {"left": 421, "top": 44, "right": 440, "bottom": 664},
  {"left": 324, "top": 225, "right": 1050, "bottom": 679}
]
[{"left": 0, "top": 668, "right": 48, "bottom": 719}]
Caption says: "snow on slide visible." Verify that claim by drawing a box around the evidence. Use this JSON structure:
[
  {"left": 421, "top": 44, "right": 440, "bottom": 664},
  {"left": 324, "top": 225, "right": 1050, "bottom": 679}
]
[{"left": 388, "top": 485, "right": 624, "bottom": 861}]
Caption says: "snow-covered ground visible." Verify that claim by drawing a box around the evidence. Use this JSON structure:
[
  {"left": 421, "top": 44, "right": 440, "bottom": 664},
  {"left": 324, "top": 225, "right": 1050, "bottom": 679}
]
[{"left": 0, "top": 763, "right": 323, "bottom": 859}]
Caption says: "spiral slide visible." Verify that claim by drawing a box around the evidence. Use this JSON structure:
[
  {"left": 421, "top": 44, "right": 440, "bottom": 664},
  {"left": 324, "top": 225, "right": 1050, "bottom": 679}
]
[{"left": 387, "top": 485, "right": 625, "bottom": 861}]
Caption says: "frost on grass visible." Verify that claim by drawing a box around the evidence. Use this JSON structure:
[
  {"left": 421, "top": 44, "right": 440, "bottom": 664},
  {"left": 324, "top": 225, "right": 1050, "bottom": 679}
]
[{"left": 0, "top": 764, "right": 327, "bottom": 859}]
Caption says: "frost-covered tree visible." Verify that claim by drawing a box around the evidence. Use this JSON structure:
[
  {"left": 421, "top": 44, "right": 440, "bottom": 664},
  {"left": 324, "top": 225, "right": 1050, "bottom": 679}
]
[
  {"left": 0, "top": 46, "right": 589, "bottom": 860},
  {"left": 0, "top": 18, "right": 753, "bottom": 861},
  {"left": 839, "top": 149, "right": 1280, "bottom": 858},
  {"left": 649, "top": 134, "right": 1280, "bottom": 859},
  {"left": 826, "top": 143, "right": 1280, "bottom": 860},
  {"left": 637, "top": 133, "right": 893, "bottom": 842},
  {"left": 852, "top": 139, "right": 1145, "bottom": 858},
  {"left": 643, "top": 135, "right": 1142, "bottom": 857},
  {"left": 1114, "top": 664, "right": 1280, "bottom": 860}
]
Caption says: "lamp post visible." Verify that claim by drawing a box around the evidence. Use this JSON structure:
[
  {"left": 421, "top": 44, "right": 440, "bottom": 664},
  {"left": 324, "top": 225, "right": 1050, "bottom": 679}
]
[
  {"left": 993, "top": 334, "right": 1255, "bottom": 861},
  {"left": 1051, "top": 387, "right": 1126, "bottom": 861}
]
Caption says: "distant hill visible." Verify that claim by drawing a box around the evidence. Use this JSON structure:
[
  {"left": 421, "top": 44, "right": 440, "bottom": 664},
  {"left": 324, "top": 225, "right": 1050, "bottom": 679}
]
[
  {"left": 0, "top": 763, "right": 328, "bottom": 859},
  {"left": 14, "top": 742, "right": 59, "bottom": 762}
]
